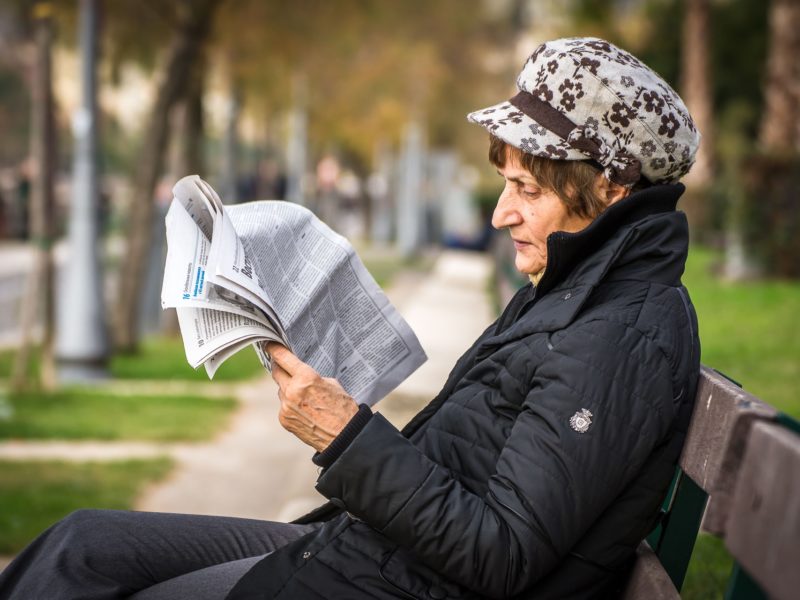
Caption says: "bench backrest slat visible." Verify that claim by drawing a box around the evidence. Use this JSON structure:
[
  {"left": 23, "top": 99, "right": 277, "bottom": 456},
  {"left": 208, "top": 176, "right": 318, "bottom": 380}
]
[
  {"left": 724, "top": 421, "right": 800, "bottom": 600},
  {"left": 679, "top": 367, "right": 776, "bottom": 535}
]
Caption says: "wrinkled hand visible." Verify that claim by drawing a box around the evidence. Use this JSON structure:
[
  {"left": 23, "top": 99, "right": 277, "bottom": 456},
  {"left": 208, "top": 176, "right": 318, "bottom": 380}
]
[{"left": 266, "top": 342, "right": 358, "bottom": 452}]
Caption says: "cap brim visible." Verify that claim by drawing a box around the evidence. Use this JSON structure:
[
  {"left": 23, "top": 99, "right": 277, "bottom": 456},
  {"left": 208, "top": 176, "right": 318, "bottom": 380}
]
[{"left": 467, "top": 100, "right": 586, "bottom": 161}]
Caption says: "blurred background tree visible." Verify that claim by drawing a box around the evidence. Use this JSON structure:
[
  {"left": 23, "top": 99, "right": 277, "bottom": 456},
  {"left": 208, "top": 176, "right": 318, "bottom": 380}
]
[
  {"left": 0, "top": 0, "right": 794, "bottom": 362},
  {"left": 112, "top": 0, "right": 221, "bottom": 352},
  {"left": 741, "top": 0, "right": 800, "bottom": 279}
]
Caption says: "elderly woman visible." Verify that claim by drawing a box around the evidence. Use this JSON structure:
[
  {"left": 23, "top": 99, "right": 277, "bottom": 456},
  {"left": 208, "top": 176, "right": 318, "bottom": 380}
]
[{"left": 0, "top": 37, "right": 700, "bottom": 600}]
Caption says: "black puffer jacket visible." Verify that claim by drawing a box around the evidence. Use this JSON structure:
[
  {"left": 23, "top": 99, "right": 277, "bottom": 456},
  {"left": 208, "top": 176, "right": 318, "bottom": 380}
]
[{"left": 228, "top": 184, "right": 701, "bottom": 600}]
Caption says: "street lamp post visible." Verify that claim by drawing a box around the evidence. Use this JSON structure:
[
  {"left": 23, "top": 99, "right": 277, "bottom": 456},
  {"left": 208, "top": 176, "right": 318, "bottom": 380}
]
[
  {"left": 55, "top": 0, "right": 108, "bottom": 380},
  {"left": 285, "top": 76, "right": 308, "bottom": 206},
  {"left": 396, "top": 121, "right": 424, "bottom": 258},
  {"left": 285, "top": 106, "right": 307, "bottom": 206}
]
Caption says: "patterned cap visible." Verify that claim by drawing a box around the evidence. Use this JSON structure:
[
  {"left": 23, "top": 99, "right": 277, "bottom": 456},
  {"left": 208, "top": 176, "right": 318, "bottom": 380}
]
[{"left": 467, "top": 37, "right": 700, "bottom": 186}]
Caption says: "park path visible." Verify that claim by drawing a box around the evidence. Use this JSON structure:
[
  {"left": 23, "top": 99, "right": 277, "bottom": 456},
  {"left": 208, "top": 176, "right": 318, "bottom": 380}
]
[{"left": 0, "top": 249, "right": 495, "bottom": 568}]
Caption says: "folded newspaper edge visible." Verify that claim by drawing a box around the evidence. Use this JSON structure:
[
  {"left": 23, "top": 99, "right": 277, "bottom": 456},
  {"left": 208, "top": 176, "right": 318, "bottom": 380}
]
[{"left": 161, "top": 174, "right": 427, "bottom": 406}]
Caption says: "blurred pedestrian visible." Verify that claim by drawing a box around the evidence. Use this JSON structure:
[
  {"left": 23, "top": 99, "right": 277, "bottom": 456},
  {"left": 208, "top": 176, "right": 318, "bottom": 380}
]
[
  {"left": 256, "top": 157, "right": 287, "bottom": 201},
  {"left": 0, "top": 186, "right": 7, "bottom": 239},
  {"left": 13, "top": 160, "right": 32, "bottom": 240}
]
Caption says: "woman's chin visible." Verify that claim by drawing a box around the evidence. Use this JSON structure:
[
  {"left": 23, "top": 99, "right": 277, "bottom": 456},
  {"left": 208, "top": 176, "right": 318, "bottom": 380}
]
[{"left": 515, "top": 258, "right": 542, "bottom": 276}]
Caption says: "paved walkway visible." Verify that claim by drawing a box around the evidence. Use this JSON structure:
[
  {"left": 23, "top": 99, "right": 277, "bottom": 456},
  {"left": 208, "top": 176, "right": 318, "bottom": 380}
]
[{"left": 0, "top": 249, "right": 495, "bottom": 568}]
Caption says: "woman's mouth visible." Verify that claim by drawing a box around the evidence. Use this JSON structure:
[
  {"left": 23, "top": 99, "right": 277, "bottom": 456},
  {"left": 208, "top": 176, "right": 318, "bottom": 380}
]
[{"left": 513, "top": 239, "right": 531, "bottom": 251}]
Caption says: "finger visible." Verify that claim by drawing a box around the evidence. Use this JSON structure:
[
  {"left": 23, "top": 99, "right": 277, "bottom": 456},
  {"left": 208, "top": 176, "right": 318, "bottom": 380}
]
[
  {"left": 271, "top": 361, "right": 291, "bottom": 388},
  {"left": 266, "top": 343, "right": 307, "bottom": 376}
]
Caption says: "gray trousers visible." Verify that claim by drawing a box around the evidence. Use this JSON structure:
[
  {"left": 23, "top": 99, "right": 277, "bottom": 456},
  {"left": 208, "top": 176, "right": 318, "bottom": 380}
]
[{"left": 0, "top": 509, "right": 319, "bottom": 600}]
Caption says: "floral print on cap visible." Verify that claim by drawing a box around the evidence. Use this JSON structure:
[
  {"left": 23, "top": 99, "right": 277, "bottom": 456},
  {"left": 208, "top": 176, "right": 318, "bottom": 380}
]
[{"left": 468, "top": 37, "right": 700, "bottom": 185}]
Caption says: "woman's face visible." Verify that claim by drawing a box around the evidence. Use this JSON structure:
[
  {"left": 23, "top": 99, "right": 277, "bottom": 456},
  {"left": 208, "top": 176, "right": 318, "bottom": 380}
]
[{"left": 492, "top": 155, "right": 593, "bottom": 275}]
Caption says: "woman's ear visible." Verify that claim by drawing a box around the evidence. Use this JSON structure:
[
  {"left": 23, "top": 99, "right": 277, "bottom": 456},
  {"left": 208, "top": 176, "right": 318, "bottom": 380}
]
[{"left": 595, "top": 174, "right": 631, "bottom": 207}]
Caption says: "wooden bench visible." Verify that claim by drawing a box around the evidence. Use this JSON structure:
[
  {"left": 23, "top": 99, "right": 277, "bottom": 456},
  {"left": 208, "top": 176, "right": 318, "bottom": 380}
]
[{"left": 622, "top": 367, "right": 800, "bottom": 600}]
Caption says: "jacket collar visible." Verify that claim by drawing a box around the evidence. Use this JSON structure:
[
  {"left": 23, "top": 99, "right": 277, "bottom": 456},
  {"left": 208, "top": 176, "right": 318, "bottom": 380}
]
[
  {"left": 480, "top": 184, "right": 688, "bottom": 351},
  {"left": 537, "top": 183, "right": 685, "bottom": 296}
]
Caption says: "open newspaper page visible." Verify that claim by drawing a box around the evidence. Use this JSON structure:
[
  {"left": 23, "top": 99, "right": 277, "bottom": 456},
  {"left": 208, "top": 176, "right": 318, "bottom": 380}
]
[
  {"left": 221, "top": 200, "right": 427, "bottom": 406},
  {"left": 172, "top": 176, "right": 287, "bottom": 338},
  {"left": 161, "top": 199, "right": 277, "bottom": 329},
  {"left": 160, "top": 186, "right": 287, "bottom": 378},
  {"left": 164, "top": 175, "right": 426, "bottom": 406}
]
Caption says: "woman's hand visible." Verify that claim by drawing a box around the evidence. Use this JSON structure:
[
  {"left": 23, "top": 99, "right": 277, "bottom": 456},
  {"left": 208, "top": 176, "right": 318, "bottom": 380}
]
[{"left": 266, "top": 342, "right": 359, "bottom": 452}]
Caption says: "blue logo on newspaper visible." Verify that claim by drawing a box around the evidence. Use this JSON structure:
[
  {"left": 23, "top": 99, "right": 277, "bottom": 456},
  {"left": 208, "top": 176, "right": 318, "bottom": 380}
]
[{"left": 193, "top": 267, "right": 205, "bottom": 297}]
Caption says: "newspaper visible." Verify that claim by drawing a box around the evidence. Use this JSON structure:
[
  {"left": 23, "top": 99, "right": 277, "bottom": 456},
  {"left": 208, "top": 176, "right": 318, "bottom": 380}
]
[{"left": 161, "top": 175, "right": 427, "bottom": 406}]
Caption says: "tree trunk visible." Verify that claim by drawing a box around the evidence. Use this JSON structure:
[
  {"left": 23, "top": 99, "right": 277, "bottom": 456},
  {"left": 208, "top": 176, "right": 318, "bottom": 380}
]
[
  {"left": 735, "top": 0, "right": 800, "bottom": 280},
  {"left": 162, "top": 58, "right": 207, "bottom": 336},
  {"left": 178, "top": 59, "right": 207, "bottom": 178},
  {"left": 12, "top": 3, "right": 56, "bottom": 391},
  {"left": 681, "top": 0, "right": 715, "bottom": 187},
  {"left": 220, "top": 81, "right": 241, "bottom": 203},
  {"left": 113, "top": 0, "right": 220, "bottom": 352},
  {"left": 759, "top": 0, "right": 800, "bottom": 151}
]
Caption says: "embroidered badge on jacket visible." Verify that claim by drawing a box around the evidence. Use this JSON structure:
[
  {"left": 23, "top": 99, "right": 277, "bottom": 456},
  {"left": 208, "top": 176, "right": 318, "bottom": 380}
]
[{"left": 570, "top": 408, "right": 593, "bottom": 433}]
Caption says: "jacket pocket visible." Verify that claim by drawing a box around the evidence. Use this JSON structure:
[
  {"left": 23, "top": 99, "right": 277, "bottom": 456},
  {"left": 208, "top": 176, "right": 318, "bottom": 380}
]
[{"left": 379, "top": 546, "right": 482, "bottom": 600}]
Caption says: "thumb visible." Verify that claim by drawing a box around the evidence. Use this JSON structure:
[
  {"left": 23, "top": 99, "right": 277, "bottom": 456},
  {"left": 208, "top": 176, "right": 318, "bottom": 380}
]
[{"left": 266, "top": 342, "right": 307, "bottom": 376}]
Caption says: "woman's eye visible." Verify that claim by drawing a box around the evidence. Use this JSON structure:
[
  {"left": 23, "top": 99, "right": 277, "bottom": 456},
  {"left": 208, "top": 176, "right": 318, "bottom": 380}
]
[{"left": 523, "top": 188, "right": 539, "bottom": 197}]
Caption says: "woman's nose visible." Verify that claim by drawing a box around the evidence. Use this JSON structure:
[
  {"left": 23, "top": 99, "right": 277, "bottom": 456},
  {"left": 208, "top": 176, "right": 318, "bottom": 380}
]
[{"left": 491, "top": 187, "right": 521, "bottom": 230}]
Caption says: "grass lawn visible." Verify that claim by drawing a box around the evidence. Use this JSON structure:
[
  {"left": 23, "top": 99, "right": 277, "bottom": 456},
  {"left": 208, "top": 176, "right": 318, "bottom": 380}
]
[
  {"left": 682, "top": 533, "right": 735, "bottom": 600},
  {"left": 0, "top": 388, "right": 236, "bottom": 441},
  {"left": 684, "top": 247, "right": 800, "bottom": 417},
  {"left": 0, "top": 458, "right": 172, "bottom": 555},
  {"left": 0, "top": 337, "right": 264, "bottom": 383},
  {"left": 109, "top": 335, "right": 264, "bottom": 381}
]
